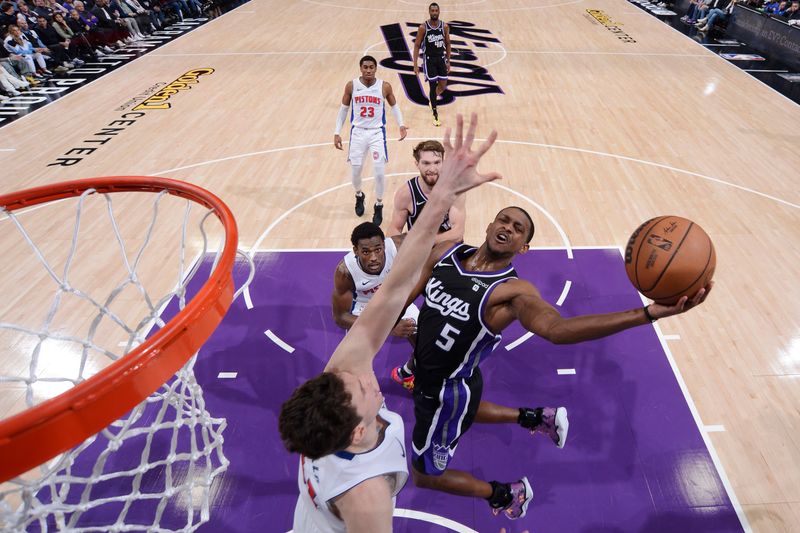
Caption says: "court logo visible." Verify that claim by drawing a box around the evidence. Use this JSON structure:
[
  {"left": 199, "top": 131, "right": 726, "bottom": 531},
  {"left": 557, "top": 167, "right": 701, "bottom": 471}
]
[
  {"left": 379, "top": 21, "right": 504, "bottom": 106},
  {"left": 586, "top": 10, "right": 637, "bottom": 43},
  {"left": 48, "top": 67, "right": 215, "bottom": 167}
]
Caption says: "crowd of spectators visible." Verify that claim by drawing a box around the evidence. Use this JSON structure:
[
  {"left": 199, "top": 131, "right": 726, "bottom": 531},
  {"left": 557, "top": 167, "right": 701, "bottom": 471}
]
[
  {"left": 0, "top": 0, "right": 221, "bottom": 101},
  {"left": 680, "top": 0, "right": 800, "bottom": 31}
]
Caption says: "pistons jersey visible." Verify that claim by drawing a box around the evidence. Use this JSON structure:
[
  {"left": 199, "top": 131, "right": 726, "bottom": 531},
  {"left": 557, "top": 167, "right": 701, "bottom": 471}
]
[
  {"left": 415, "top": 244, "right": 518, "bottom": 382},
  {"left": 422, "top": 20, "right": 446, "bottom": 58},
  {"left": 350, "top": 78, "right": 385, "bottom": 129},
  {"left": 405, "top": 176, "right": 452, "bottom": 234},
  {"left": 343, "top": 237, "right": 398, "bottom": 316},
  {"left": 293, "top": 405, "right": 408, "bottom": 533}
]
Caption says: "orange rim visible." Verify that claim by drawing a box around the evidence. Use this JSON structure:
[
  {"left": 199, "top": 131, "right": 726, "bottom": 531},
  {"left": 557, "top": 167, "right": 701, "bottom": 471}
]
[{"left": 0, "top": 176, "right": 238, "bottom": 483}]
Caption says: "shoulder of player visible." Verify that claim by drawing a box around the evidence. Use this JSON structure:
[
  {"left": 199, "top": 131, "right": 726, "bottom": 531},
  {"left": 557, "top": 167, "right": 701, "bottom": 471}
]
[
  {"left": 344, "top": 79, "right": 354, "bottom": 92},
  {"left": 334, "top": 474, "right": 393, "bottom": 512},
  {"left": 334, "top": 259, "right": 355, "bottom": 286},
  {"left": 392, "top": 180, "right": 412, "bottom": 204},
  {"left": 491, "top": 277, "right": 539, "bottom": 302}
]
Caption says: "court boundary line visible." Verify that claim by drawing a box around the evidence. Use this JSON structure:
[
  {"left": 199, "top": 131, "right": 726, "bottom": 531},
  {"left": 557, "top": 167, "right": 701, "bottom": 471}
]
[{"left": 154, "top": 138, "right": 800, "bottom": 210}]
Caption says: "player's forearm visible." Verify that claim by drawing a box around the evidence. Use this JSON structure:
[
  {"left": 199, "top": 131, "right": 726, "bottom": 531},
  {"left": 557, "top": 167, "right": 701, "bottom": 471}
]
[
  {"left": 334, "top": 312, "right": 358, "bottom": 330},
  {"left": 537, "top": 308, "right": 651, "bottom": 344}
]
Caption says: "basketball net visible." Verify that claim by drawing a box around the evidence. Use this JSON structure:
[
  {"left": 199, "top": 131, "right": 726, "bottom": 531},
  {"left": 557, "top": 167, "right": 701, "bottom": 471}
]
[{"left": 0, "top": 181, "right": 253, "bottom": 531}]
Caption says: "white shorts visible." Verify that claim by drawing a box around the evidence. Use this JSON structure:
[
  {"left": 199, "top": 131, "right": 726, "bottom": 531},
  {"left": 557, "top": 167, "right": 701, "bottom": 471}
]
[
  {"left": 352, "top": 302, "right": 419, "bottom": 322},
  {"left": 348, "top": 127, "right": 388, "bottom": 166}
]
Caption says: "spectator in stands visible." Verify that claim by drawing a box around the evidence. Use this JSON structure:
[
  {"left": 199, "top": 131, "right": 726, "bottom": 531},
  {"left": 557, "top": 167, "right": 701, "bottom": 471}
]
[
  {"left": 137, "top": 0, "right": 163, "bottom": 29},
  {"left": 89, "top": 0, "right": 131, "bottom": 46},
  {"left": 35, "top": 14, "right": 81, "bottom": 68},
  {"left": 110, "top": 0, "right": 146, "bottom": 38},
  {"left": 682, "top": 0, "right": 712, "bottom": 23},
  {"left": 46, "top": 0, "right": 71, "bottom": 17},
  {"left": 696, "top": 0, "right": 737, "bottom": 31},
  {"left": 121, "top": 0, "right": 153, "bottom": 32},
  {"left": 73, "top": 1, "right": 117, "bottom": 51},
  {"left": 3, "top": 24, "right": 51, "bottom": 77},
  {"left": 52, "top": 11, "right": 93, "bottom": 58},
  {"left": 17, "top": 2, "right": 40, "bottom": 26},
  {"left": 784, "top": 0, "right": 800, "bottom": 21},
  {"left": 1, "top": 2, "right": 18, "bottom": 30},
  {"left": 0, "top": 46, "right": 32, "bottom": 96},
  {"left": 764, "top": 0, "right": 789, "bottom": 15},
  {"left": 32, "top": 0, "right": 53, "bottom": 20}
]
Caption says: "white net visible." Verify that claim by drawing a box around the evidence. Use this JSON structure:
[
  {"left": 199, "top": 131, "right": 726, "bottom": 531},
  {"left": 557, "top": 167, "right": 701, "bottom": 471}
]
[{"left": 0, "top": 185, "right": 252, "bottom": 532}]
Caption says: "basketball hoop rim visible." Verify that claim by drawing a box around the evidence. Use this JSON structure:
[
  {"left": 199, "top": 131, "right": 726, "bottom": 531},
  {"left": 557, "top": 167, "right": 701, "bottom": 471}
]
[{"left": 0, "top": 176, "right": 238, "bottom": 483}]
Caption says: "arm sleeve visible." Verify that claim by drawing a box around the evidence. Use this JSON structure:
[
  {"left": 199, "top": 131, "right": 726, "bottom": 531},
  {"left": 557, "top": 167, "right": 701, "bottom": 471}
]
[
  {"left": 334, "top": 104, "right": 349, "bottom": 135},
  {"left": 391, "top": 104, "right": 404, "bottom": 128}
]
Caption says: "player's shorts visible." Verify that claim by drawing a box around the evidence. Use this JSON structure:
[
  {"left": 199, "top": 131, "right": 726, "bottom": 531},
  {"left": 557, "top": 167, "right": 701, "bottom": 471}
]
[
  {"left": 352, "top": 302, "right": 419, "bottom": 323},
  {"left": 411, "top": 368, "right": 483, "bottom": 476},
  {"left": 348, "top": 126, "right": 388, "bottom": 166},
  {"left": 423, "top": 55, "right": 448, "bottom": 82}
]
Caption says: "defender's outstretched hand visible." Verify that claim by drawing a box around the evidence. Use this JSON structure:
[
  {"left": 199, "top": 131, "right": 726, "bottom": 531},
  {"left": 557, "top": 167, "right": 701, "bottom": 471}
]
[{"left": 436, "top": 113, "right": 502, "bottom": 197}]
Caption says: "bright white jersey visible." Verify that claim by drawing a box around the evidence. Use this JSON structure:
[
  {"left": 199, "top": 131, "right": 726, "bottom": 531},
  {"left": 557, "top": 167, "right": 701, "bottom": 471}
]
[
  {"left": 293, "top": 405, "right": 409, "bottom": 533},
  {"left": 350, "top": 78, "right": 386, "bottom": 130},
  {"left": 343, "top": 237, "right": 398, "bottom": 316}
]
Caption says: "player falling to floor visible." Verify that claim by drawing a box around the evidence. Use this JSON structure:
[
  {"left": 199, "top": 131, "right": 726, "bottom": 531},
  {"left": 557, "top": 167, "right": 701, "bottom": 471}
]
[
  {"left": 280, "top": 114, "right": 501, "bottom": 533},
  {"left": 413, "top": 2, "right": 451, "bottom": 127},
  {"left": 334, "top": 55, "right": 408, "bottom": 227},
  {"left": 332, "top": 221, "right": 419, "bottom": 349},
  {"left": 402, "top": 207, "right": 714, "bottom": 521},
  {"left": 386, "top": 139, "right": 466, "bottom": 390}
]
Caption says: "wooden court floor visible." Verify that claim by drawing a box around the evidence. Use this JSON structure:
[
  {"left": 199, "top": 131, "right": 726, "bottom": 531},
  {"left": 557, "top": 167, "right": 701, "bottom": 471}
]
[{"left": 1, "top": 0, "right": 799, "bottom": 531}]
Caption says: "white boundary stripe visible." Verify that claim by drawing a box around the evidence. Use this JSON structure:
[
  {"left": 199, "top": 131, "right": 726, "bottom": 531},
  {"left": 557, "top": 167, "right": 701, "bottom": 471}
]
[
  {"left": 217, "top": 371, "right": 238, "bottom": 379},
  {"left": 505, "top": 331, "right": 533, "bottom": 351},
  {"left": 244, "top": 289, "right": 254, "bottom": 309},
  {"left": 618, "top": 249, "right": 752, "bottom": 532},
  {"left": 0, "top": 148, "right": 16, "bottom": 152},
  {"left": 556, "top": 280, "right": 572, "bottom": 306},
  {"left": 150, "top": 49, "right": 712, "bottom": 58},
  {"left": 264, "top": 329, "right": 295, "bottom": 353},
  {"left": 702, "top": 43, "right": 741, "bottom": 47},
  {"left": 743, "top": 69, "right": 789, "bottom": 73},
  {"left": 287, "top": 508, "right": 478, "bottom": 533},
  {"left": 662, "top": 334, "right": 682, "bottom": 340},
  {"left": 704, "top": 425, "right": 726, "bottom": 433},
  {"left": 154, "top": 138, "right": 800, "bottom": 211},
  {"left": 393, "top": 509, "right": 479, "bottom": 533},
  {"left": 301, "top": 0, "right": 585, "bottom": 12},
  {"left": 557, "top": 368, "right": 577, "bottom": 375}
]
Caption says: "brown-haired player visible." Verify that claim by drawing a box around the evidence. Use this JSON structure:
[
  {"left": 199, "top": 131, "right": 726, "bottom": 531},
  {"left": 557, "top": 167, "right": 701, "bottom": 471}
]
[
  {"left": 279, "top": 114, "right": 501, "bottom": 533},
  {"left": 387, "top": 139, "right": 466, "bottom": 390}
]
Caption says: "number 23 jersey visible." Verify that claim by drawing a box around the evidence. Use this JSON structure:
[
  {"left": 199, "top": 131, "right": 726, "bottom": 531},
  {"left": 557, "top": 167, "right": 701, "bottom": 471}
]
[{"left": 415, "top": 243, "right": 518, "bottom": 382}]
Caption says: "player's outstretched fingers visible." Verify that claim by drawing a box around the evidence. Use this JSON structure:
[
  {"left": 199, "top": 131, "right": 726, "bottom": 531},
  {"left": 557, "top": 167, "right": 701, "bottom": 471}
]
[
  {"left": 475, "top": 129, "right": 498, "bottom": 159},
  {"left": 463, "top": 112, "right": 477, "bottom": 151},
  {"left": 454, "top": 113, "right": 464, "bottom": 151},
  {"left": 443, "top": 126, "right": 453, "bottom": 153}
]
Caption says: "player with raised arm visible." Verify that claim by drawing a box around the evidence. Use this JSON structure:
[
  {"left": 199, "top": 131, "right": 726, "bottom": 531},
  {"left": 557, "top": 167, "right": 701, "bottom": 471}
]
[
  {"left": 406, "top": 207, "right": 713, "bottom": 521},
  {"left": 280, "top": 114, "right": 500, "bottom": 533},
  {"left": 334, "top": 55, "right": 408, "bottom": 226}
]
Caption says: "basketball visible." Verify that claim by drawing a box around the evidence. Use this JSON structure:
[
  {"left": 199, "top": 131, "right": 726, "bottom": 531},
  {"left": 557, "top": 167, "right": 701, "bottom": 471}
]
[{"left": 624, "top": 216, "right": 716, "bottom": 305}]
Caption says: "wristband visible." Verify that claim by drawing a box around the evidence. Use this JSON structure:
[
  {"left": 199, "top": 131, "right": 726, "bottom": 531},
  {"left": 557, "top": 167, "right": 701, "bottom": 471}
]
[{"left": 643, "top": 305, "right": 657, "bottom": 323}]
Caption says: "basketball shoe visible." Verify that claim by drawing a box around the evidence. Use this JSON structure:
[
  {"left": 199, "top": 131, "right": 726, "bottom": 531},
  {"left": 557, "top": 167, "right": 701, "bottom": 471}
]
[
  {"left": 429, "top": 100, "right": 441, "bottom": 127},
  {"left": 390, "top": 365, "right": 415, "bottom": 392},
  {"left": 490, "top": 477, "right": 533, "bottom": 520},
  {"left": 373, "top": 203, "right": 383, "bottom": 226},
  {"left": 518, "top": 407, "right": 569, "bottom": 448},
  {"left": 354, "top": 192, "right": 365, "bottom": 217}
]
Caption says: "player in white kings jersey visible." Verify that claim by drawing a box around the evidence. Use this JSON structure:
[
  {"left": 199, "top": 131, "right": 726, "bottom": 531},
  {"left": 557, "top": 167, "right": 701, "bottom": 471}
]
[
  {"left": 280, "top": 114, "right": 501, "bottom": 533},
  {"left": 334, "top": 55, "right": 408, "bottom": 227}
]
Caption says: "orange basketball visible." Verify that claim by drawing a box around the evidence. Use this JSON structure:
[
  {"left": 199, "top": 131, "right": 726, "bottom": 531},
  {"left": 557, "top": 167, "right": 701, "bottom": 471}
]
[{"left": 624, "top": 216, "right": 716, "bottom": 305}]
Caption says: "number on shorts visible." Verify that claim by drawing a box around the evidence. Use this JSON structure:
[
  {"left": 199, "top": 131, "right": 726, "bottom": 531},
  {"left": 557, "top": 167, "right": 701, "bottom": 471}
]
[
  {"left": 435, "top": 323, "right": 461, "bottom": 351},
  {"left": 360, "top": 107, "right": 375, "bottom": 118}
]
